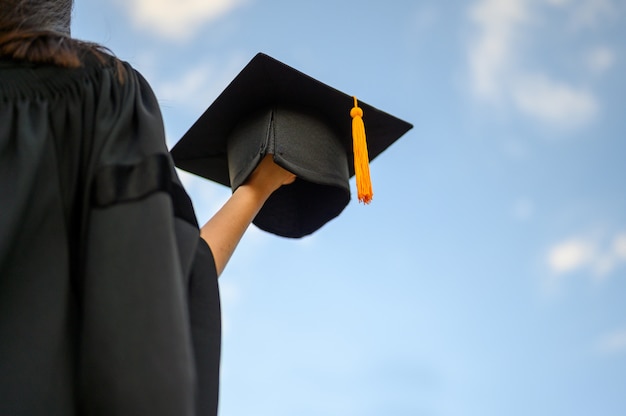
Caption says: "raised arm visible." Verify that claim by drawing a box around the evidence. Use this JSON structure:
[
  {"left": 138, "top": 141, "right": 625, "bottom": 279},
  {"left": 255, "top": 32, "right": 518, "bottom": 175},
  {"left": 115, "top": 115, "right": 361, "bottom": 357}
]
[{"left": 199, "top": 155, "right": 295, "bottom": 276}]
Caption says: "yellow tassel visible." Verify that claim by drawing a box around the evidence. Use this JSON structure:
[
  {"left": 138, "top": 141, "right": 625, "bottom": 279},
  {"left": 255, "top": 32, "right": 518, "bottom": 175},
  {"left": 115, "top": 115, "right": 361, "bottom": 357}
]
[{"left": 350, "top": 96, "right": 373, "bottom": 204}]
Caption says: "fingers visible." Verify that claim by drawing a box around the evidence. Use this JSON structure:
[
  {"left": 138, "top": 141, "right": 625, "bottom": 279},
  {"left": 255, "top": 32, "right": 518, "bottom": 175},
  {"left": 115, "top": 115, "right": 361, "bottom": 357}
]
[{"left": 246, "top": 154, "right": 296, "bottom": 196}]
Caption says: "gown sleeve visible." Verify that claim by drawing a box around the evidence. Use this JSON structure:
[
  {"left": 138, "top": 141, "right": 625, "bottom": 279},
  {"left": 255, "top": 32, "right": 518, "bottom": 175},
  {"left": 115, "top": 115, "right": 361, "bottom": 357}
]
[{"left": 76, "top": 62, "right": 220, "bottom": 416}]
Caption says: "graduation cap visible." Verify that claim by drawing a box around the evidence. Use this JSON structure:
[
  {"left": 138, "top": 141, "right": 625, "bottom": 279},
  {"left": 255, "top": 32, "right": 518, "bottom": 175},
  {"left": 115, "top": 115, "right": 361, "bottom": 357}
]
[{"left": 171, "top": 53, "right": 412, "bottom": 238}]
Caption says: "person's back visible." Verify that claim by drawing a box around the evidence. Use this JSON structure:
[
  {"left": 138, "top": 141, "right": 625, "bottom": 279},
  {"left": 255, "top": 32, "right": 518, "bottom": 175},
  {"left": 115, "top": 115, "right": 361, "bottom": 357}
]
[
  {"left": 1, "top": 55, "right": 93, "bottom": 414},
  {"left": 1, "top": 2, "right": 296, "bottom": 414},
  {"left": 0, "top": 2, "right": 207, "bottom": 414},
  {"left": 0, "top": 28, "right": 205, "bottom": 416}
]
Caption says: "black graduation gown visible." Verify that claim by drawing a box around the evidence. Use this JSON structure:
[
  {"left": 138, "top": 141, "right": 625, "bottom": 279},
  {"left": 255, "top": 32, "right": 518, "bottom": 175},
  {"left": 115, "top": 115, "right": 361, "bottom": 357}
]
[{"left": 0, "top": 56, "right": 221, "bottom": 416}]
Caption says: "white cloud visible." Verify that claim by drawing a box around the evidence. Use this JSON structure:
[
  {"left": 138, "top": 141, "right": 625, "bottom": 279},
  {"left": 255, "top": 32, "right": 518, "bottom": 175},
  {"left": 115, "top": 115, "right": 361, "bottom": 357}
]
[
  {"left": 467, "top": 0, "right": 528, "bottom": 100},
  {"left": 547, "top": 238, "right": 595, "bottom": 274},
  {"left": 596, "top": 328, "right": 626, "bottom": 354},
  {"left": 151, "top": 55, "right": 248, "bottom": 114},
  {"left": 587, "top": 46, "right": 616, "bottom": 73},
  {"left": 116, "top": 0, "right": 247, "bottom": 40},
  {"left": 546, "top": 231, "right": 626, "bottom": 278},
  {"left": 511, "top": 73, "right": 598, "bottom": 127},
  {"left": 466, "top": 0, "right": 607, "bottom": 129},
  {"left": 613, "top": 234, "right": 626, "bottom": 259},
  {"left": 157, "top": 66, "right": 213, "bottom": 107}
]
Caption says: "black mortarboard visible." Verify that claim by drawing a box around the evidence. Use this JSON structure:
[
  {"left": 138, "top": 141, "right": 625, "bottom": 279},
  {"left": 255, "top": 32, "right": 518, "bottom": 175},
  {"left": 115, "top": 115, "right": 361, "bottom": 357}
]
[{"left": 171, "top": 53, "right": 412, "bottom": 238}]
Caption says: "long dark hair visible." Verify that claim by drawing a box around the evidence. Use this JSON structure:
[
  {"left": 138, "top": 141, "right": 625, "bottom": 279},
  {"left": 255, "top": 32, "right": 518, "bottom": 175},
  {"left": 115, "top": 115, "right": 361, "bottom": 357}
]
[{"left": 0, "top": 0, "right": 122, "bottom": 73}]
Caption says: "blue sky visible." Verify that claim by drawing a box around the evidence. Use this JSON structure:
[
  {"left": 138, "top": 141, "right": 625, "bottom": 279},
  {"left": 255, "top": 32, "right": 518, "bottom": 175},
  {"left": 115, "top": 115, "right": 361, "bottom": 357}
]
[{"left": 73, "top": 1, "right": 625, "bottom": 415}]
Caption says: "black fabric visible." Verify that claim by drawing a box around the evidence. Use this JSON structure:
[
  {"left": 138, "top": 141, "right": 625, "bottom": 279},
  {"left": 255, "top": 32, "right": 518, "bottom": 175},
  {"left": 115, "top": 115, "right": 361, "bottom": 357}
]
[
  {"left": 188, "top": 239, "right": 222, "bottom": 416},
  {"left": 225, "top": 107, "right": 350, "bottom": 238},
  {"left": 92, "top": 153, "right": 172, "bottom": 207},
  {"left": 172, "top": 53, "right": 413, "bottom": 182},
  {"left": 0, "top": 55, "right": 220, "bottom": 416},
  {"left": 171, "top": 53, "right": 413, "bottom": 238},
  {"left": 171, "top": 181, "right": 200, "bottom": 228},
  {"left": 91, "top": 153, "right": 198, "bottom": 227}
]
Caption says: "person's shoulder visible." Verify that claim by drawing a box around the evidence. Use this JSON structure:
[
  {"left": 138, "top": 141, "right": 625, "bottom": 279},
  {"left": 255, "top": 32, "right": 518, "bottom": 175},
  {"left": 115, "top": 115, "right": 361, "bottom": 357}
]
[
  {"left": 0, "top": 48, "right": 136, "bottom": 101},
  {"left": 81, "top": 49, "right": 156, "bottom": 99},
  {"left": 78, "top": 48, "right": 137, "bottom": 85}
]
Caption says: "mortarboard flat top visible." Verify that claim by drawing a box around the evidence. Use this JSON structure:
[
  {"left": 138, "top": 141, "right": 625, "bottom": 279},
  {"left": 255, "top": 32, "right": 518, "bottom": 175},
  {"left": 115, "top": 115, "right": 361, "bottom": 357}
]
[{"left": 171, "top": 52, "right": 412, "bottom": 238}]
